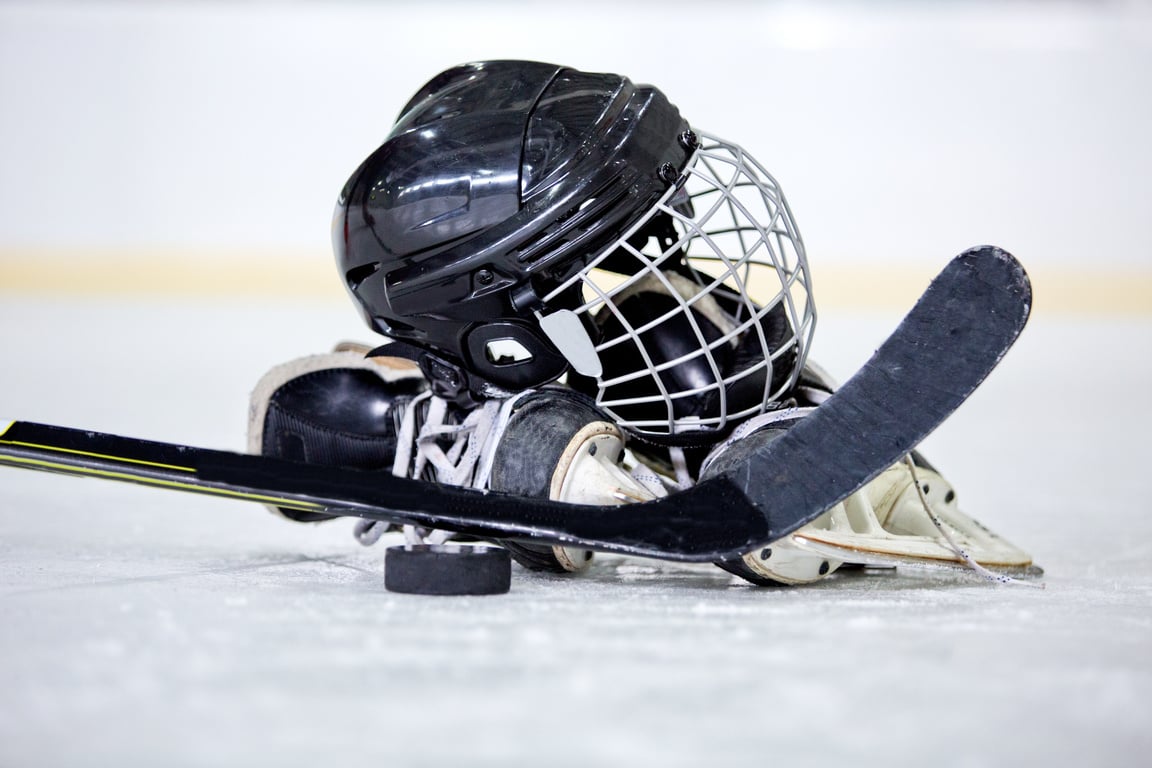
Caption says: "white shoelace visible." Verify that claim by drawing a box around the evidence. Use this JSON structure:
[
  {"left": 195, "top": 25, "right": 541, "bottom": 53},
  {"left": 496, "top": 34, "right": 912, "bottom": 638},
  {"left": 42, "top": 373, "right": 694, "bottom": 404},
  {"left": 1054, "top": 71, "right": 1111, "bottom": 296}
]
[
  {"left": 354, "top": 391, "right": 531, "bottom": 547},
  {"left": 904, "top": 455, "right": 1044, "bottom": 588}
]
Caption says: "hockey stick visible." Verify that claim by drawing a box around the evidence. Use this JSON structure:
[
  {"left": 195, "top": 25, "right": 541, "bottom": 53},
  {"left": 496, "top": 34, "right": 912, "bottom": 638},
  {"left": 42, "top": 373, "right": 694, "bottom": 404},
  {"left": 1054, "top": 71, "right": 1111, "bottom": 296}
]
[{"left": 0, "top": 246, "right": 1030, "bottom": 562}]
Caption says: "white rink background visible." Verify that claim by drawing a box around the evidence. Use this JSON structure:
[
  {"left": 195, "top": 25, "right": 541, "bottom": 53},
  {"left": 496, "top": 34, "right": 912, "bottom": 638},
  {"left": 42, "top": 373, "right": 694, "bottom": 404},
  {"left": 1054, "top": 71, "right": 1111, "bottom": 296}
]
[{"left": 1, "top": 2, "right": 1150, "bottom": 767}]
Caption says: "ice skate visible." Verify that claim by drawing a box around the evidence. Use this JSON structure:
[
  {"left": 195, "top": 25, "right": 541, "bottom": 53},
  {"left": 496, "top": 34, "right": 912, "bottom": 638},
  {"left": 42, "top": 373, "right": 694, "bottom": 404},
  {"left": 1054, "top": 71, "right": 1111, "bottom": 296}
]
[
  {"left": 701, "top": 366, "right": 1036, "bottom": 585},
  {"left": 247, "top": 345, "right": 426, "bottom": 522},
  {"left": 247, "top": 344, "right": 666, "bottom": 585}
]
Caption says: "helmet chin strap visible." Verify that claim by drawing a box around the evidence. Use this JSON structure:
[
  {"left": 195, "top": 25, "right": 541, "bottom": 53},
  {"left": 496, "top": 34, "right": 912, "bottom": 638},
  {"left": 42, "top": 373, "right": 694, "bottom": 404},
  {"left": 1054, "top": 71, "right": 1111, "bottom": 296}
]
[{"left": 536, "top": 309, "right": 603, "bottom": 378}]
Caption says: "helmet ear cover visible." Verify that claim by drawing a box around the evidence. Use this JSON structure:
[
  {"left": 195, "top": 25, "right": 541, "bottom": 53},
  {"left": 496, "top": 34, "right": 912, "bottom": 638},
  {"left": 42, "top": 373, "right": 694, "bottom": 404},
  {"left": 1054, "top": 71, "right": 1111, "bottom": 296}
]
[{"left": 463, "top": 321, "right": 570, "bottom": 393}]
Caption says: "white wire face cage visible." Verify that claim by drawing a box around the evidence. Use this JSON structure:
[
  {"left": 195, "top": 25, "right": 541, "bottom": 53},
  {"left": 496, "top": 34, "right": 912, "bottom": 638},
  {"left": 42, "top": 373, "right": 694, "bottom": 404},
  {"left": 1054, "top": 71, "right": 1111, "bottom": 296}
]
[{"left": 541, "top": 132, "right": 816, "bottom": 441}]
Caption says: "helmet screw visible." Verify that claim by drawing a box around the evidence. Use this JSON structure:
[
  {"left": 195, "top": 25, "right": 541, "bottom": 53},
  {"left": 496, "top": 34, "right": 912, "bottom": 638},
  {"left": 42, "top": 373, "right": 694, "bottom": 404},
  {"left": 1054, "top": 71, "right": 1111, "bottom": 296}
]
[
  {"left": 678, "top": 129, "right": 699, "bottom": 150},
  {"left": 476, "top": 269, "right": 495, "bottom": 286},
  {"left": 657, "top": 162, "right": 679, "bottom": 185}
]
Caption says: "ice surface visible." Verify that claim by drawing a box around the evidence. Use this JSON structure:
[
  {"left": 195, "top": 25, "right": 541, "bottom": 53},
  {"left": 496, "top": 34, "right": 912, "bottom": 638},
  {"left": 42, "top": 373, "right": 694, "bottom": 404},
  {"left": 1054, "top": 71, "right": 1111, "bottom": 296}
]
[{"left": 1, "top": 297, "right": 1149, "bottom": 767}]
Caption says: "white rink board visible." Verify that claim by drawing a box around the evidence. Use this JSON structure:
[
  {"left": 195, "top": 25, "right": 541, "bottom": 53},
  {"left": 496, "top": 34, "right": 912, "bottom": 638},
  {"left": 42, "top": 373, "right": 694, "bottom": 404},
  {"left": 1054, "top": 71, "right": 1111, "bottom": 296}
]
[{"left": 1, "top": 0, "right": 1151, "bottom": 272}]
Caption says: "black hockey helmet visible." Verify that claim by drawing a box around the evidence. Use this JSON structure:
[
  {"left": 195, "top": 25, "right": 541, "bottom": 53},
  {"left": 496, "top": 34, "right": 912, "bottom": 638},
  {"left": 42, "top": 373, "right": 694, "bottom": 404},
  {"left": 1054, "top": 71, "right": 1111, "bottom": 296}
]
[
  {"left": 335, "top": 61, "right": 690, "bottom": 392},
  {"left": 334, "top": 60, "right": 815, "bottom": 443}
]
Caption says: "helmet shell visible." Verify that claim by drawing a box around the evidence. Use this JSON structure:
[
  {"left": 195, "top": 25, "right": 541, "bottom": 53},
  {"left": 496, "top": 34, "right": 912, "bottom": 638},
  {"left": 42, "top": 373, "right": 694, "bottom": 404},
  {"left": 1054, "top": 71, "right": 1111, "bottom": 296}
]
[{"left": 334, "top": 60, "right": 691, "bottom": 396}]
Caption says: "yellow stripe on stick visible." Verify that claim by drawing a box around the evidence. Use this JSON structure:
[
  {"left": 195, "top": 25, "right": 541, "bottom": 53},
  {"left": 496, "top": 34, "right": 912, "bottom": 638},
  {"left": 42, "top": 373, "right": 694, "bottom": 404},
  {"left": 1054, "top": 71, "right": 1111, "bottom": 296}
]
[
  {"left": 0, "top": 438, "right": 195, "bottom": 473},
  {"left": 0, "top": 454, "right": 327, "bottom": 512}
]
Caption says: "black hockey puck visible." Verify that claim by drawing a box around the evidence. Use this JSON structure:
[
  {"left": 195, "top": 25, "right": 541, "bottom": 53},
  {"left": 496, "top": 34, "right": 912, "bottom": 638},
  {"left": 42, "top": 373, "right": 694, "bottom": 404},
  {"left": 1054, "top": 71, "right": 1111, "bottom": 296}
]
[{"left": 384, "top": 544, "right": 512, "bottom": 595}]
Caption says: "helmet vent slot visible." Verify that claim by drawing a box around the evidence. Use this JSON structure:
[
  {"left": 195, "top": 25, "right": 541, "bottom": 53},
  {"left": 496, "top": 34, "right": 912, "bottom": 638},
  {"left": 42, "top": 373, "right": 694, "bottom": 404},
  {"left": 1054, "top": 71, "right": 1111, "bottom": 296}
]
[{"left": 517, "top": 180, "right": 629, "bottom": 267}]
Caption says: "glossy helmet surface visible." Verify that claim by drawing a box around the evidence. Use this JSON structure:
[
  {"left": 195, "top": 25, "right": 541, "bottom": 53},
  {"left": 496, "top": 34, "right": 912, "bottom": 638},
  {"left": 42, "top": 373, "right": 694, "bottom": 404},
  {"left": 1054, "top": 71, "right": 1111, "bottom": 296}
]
[{"left": 334, "top": 60, "right": 815, "bottom": 443}]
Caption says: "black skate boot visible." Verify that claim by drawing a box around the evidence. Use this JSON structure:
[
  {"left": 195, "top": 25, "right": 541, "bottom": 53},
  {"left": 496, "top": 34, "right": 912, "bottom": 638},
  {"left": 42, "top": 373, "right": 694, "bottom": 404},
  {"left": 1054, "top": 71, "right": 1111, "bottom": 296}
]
[
  {"left": 247, "top": 346, "right": 427, "bottom": 522},
  {"left": 488, "top": 387, "right": 649, "bottom": 573}
]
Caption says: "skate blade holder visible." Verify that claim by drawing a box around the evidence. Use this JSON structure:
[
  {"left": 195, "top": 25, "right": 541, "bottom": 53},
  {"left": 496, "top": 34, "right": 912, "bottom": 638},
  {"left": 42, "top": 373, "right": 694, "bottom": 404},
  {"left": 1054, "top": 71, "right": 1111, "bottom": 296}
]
[{"left": 384, "top": 544, "right": 512, "bottom": 595}]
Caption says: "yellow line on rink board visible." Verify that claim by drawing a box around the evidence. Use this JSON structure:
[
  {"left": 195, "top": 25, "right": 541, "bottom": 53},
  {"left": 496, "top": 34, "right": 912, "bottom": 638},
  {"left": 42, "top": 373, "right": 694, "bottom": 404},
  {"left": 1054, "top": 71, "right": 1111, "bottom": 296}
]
[
  {"left": 0, "top": 250, "right": 345, "bottom": 299},
  {"left": 0, "top": 250, "right": 1149, "bottom": 314}
]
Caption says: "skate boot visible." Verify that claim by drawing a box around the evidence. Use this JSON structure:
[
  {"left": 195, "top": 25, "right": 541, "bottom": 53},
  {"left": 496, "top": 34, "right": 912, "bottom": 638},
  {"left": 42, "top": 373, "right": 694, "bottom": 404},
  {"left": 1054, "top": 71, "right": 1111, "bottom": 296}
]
[
  {"left": 488, "top": 387, "right": 663, "bottom": 573},
  {"left": 250, "top": 345, "right": 522, "bottom": 594},
  {"left": 380, "top": 382, "right": 659, "bottom": 575},
  {"left": 700, "top": 363, "right": 1035, "bottom": 585},
  {"left": 250, "top": 348, "right": 659, "bottom": 580},
  {"left": 247, "top": 344, "right": 427, "bottom": 522}
]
